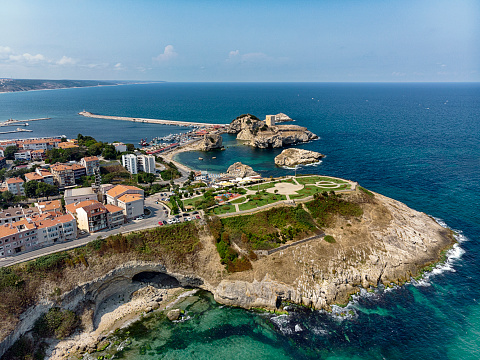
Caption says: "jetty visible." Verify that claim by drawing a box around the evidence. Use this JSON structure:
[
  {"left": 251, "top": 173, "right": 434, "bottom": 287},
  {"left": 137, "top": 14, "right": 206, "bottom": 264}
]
[
  {"left": 0, "top": 128, "right": 33, "bottom": 135},
  {"left": 78, "top": 111, "right": 227, "bottom": 127},
  {"left": 0, "top": 118, "right": 50, "bottom": 127}
]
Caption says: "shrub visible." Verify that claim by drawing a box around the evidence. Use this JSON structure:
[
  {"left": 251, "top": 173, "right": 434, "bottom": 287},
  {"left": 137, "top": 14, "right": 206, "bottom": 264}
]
[
  {"left": 324, "top": 235, "right": 336, "bottom": 243},
  {"left": 33, "top": 307, "right": 80, "bottom": 339}
]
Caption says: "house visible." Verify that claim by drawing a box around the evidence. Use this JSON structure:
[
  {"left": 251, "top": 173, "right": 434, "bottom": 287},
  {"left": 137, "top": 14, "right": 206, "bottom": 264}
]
[
  {"left": 70, "top": 163, "right": 86, "bottom": 182},
  {"left": 20, "top": 138, "right": 61, "bottom": 151},
  {"left": 105, "top": 185, "right": 144, "bottom": 220},
  {"left": 35, "top": 168, "right": 55, "bottom": 185},
  {"left": 122, "top": 154, "right": 138, "bottom": 174},
  {"left": 80, "top": 156, "right": 100, "bottom": 176},
  {"left": 5, "top": 177, "right": 25, "bottom": 196},
  {"left": 25, "top": 172, "right": 45, "bottom": 182},
  {"left": 50, "top": 163, "right": 75, "bottom": 187},
  {"left": 64, "top": 187, "right": 98, "bottom": 205},
  {"left": 33, "top": 214, "right": 77, "bottom": 246},
  {"left": 111, "top": 142, "right": 127, "bottom": 153},
  {"left": 0, "top": 156, "right": 6, "bottom": 169}
]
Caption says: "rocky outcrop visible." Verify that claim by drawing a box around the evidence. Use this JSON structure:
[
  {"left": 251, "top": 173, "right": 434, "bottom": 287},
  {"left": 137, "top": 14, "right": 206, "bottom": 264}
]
[
  {"left": 227, "top": 114, "right": 318, "bottom": 149},
  {"left": 226, "top": 162, "right": 259, "bottom": 178},
  {"left": 197, "top": 133, "right": 223, "bottom": 151},
  {"left": 275, "top": 113, "right": 294, "bottom": 122},
  {"left": 274, "top": 148, "right": 325, "bottom": 167},
  {"left": 214, "top": 191, "right": 455, "bottom": 311}
]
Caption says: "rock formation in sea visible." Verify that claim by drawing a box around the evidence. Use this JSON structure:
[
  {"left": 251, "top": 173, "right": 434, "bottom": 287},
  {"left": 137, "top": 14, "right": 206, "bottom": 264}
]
[
  {"left": 226, "top": 114, "right": 318, "bottom": 148},
  {"left": 274, "top": 148, "right": 325, "bottom": 167},
  {"left": 196, "top": 133, "right": 223, "bottom": 151},
  {"left": 275, "top": 113, "right": 294, "bottom": 122},
  {"left": 226, "top": 162, "right": 259, "bottom": 178}
]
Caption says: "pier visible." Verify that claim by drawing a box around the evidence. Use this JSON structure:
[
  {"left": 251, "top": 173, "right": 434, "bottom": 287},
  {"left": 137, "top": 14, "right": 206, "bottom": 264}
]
[
  {"left": 0, "top": 117, "right": 50, "bottom": 127},
  {"left": 78, "top": 111, "right": 227, "bottom": 127},
  {"left": 0, "top": 128, "right": 33, "bottom": 135}
]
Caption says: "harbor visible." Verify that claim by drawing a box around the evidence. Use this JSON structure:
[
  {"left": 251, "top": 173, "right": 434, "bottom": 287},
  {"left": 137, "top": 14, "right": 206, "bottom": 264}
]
[{"left": 0, "top": 128, "right": 33, "bottom": 135}]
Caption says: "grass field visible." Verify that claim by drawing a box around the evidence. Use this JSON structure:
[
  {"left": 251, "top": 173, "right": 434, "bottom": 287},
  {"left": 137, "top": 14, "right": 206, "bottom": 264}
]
[
  {"left": 211, "top": 204, "right": 237, "bottom": 215},
  {"left": 238, "top": 193, "right": 287, "bottom": 211},
  {"left": 183, "top": 195, "right": 205, "bottom": 208},
  {"left": 246, "top": 182, "right": 278, "bottom": 191},
  {"left": 296, "top": 176, "right": 348, "bottom": 185}
]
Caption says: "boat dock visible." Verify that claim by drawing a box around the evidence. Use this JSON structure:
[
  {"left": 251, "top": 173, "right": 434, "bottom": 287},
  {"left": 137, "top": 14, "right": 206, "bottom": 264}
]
[
  {"left": 78, "top": 111, "right": 227, "bottom": 127},
  {"left": 0, "top": 117, "right": 50, "bottom": 127}
]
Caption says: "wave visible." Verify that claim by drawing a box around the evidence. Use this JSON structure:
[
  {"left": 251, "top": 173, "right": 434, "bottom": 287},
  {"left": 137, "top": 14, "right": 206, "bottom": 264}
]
[{"left": 281, "top": 160, "right": 323, "bottom": 170}]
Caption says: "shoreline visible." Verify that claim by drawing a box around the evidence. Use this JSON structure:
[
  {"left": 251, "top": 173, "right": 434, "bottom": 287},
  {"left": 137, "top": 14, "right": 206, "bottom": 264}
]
[{"left": 47, "top": 286, "right": 198, "bottom": 359}]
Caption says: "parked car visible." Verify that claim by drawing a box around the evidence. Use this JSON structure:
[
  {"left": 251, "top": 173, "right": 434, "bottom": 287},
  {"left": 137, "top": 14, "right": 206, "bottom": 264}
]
[{"left": 158, "top": 221, "right": 164, "bottom": 226}]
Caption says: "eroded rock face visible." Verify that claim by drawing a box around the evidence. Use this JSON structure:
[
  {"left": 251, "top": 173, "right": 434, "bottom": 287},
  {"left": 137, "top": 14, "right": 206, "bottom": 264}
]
[
  {"left": 275, "top": 113, "right": 293, "bottom": 123},
  {"left": 274, "top": 148, "right": 325, "bottom": 167},
  {"left": 197, "top": 133, "right": 223, "bottom": 151},
  {"left": 226, "top": 162, "right": 259, "bottom": 178},
  {"left": 214, "top": 192, "right": 455, "bottom": 311},
  {"left": 227, "top": 114, "right": 318, "bottom": 148}
]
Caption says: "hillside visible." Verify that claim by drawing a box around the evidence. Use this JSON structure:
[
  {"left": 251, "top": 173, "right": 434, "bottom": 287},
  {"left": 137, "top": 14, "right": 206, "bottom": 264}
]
[{"left": 0, "top": 79, "right": 149, "bottom": 93}]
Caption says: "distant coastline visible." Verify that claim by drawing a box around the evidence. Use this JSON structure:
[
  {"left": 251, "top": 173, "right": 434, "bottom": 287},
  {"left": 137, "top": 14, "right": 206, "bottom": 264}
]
[{"left": 0, "top": 79, "right": 162, "bottom": 94}]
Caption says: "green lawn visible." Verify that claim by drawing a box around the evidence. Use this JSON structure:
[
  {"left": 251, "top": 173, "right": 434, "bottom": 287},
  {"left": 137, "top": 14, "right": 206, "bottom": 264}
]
[
  {"left": 230, "top": 196, "right": 247, "bottom": 204},
  {"left": 246, "top": 182, "right": 278, "bottom": 191},
  {"left": 183, "top": 195, "right": 205, "bottom": 208},
  {"left": 211, "top": 204, "right": 237, "bottom": 215},
  {"left": 238, "top": 193, "right": 287, "bottom": 211},
  {"left": 296, "top": 176, "right": 348, "bottom": 185}
]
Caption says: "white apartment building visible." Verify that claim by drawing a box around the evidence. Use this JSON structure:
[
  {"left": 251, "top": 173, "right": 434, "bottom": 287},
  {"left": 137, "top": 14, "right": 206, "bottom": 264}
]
[
  {"left": 137, "top": 154, "right": 156, "bottom": 174},
  {"left": 122, "top": 154, "right": 138, "bottom": 174}
]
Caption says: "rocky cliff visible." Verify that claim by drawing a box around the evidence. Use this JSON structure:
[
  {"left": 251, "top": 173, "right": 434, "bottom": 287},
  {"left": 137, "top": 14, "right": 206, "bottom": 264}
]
[
  {"left": 214, "top": 191, "right": 455, "bottom": 311},
  {"left": 196, "top": 133, "right": 223, "bottom": 151},
  {"left": 227, "top": 114, "right": 318, "bottom": 148},
  {"left": 275, "top": 148, "right": 325, "bottom": 167}
]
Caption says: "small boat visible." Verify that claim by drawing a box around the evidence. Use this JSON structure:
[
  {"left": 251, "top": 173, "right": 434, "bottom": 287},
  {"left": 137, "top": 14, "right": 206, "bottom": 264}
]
[
  {"left": 212, "top": 157, "right": 216, "bottom": 159},
  {"left": 198, "top": 157, "right": 203, "bottom": 160}
]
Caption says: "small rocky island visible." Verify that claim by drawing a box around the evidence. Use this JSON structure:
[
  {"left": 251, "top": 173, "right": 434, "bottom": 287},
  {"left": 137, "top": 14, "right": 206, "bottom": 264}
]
[
  {"left": 275, "top": 148, "right": 325, "bottom": 167},
  {"left": 196, "top": 133, "right": 223, "bottom": 151},
  {"left": 226, "top": 114, "right": 317, "bottom": 148},
  {"left": 226, "top": 162, "right": 259, "bottom": 178}
]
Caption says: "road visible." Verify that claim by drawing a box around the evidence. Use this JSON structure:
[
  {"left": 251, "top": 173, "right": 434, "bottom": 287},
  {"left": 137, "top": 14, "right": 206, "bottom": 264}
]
[{"left": 0, "top": 196, "right": 169, "bottom": 268}]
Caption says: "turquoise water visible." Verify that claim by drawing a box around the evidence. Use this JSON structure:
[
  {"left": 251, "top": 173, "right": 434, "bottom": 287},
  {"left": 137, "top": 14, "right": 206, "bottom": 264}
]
[{"left": 1, "top": 83, "right": 479, "bottom": 359}]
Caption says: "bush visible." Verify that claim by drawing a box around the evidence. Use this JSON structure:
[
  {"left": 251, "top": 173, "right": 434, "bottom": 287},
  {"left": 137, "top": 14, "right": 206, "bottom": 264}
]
[
  {"left": 33, "top": 307, "right": 80, "bottom": 339},
  {"left": 324, "top": 235, "right": 336, "bottom": 243}
]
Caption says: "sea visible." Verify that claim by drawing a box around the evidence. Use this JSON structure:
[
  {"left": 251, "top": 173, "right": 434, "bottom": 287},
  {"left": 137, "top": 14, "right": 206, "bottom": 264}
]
[{"left": 1, "top": 82, "right": 479, "bottom": 359}]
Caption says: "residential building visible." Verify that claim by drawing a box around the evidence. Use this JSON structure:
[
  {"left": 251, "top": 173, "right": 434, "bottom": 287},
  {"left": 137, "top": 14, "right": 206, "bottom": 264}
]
[
  {"left": 35, "top": 168, "right": 55, "bottom": 185},
  {"left": 122, "top": 154, "right": 137, "bottom": 174},
  {"left": 0, "top": 157, "right": 6, "bottom": 169},
  {"left": 80, "top": 156, "right": 100, "bottom": 176},
  {"left": 137, "top": 154, "right": 156, "bottom": 174},
  {"left": 25, "top": 172, "right": 44, "bottom": 182},
  {"left": 20, "top": 138, "right": 61, "bottom": 151},
  {"left": 66, "top": 200, "right": 124, "bottom": 233},
  {"left": 5, "top": 177, "right": 25, "bottom": 196},
  {"left": 35, "top": 200, "right": 62, "bottom": 214},
  {"left": 64, "top": 187, "right": 98, "bottom": 205},
  {"left": 14, "top": 149, "right": 32, "bottom": 161},
  {"left": 105, "top": 204, "right": 125, "bottom": 228},
  {"left": 0, "top": 213, "right": 77, "bottom": 258},
  {"left": 0, "top": 206, "right": 39, "bottom": 225},
  {"left": 111, "top": 142, "right": 127, "bottom": 153},
  {"left": 50, "top": 163, "right": 75, "bottom": 187},
  {"left": 105, "top": 185, "right": 144, "bottom": 220},
  {"left": 70, "top": 163, "right": 87, "bottom": 182},
  {"left": 31, "top": 149, "right": 46, "bottom": 160}
]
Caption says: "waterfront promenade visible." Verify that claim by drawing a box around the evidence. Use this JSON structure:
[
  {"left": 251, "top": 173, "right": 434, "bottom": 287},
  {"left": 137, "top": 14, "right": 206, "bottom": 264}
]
[{"left": 79, "top": 111, "right": 227, "bottom": 127}]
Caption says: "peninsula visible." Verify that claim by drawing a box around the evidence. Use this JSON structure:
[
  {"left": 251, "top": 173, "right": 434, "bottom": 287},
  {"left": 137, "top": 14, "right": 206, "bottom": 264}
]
[
  {"left": 0, "top": 175, "right": 455, "bottom": 359},
  {"left": 0, "top": 79, "right": 148, "bottom": 93}
]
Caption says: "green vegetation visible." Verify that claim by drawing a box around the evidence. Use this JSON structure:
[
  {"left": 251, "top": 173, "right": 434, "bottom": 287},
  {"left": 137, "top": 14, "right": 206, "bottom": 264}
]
[
  {"left": 296, "top": 176, "right": 347, "bottom": 185},
  {"left": 238, "top": 192, "right": 286, "bottom": 211},
  {"left": 324, "top": 235, "right": 336, "bottom": 243},
  {"left": 33, "top": 307, "right": 79, "bottom": 339},
  {"left": 157, "top": 157, "right": 181, "bottom": 180},
  {"left": 306, "top": 192, "right": 363, "bottom": 228},
  {"left": 23, "top": 180, "right": 59, "bottom": 199},
  {"left": 212, "top": 204, "right": 237, "bottom": 215},
  {"left": 229, "top": 196, "right": 246, "bottom": 204},
  {"left": 246, "top": 182, "right": 277, "bottom": 191},
  {"left": 359, "top": 186, "right": 375, "bottom": 198}
]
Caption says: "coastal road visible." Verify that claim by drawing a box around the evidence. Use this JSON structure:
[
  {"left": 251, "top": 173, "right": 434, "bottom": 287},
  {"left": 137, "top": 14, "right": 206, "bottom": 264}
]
[{"left": 0, "top": 196, "right": 168, "bottom": 268}]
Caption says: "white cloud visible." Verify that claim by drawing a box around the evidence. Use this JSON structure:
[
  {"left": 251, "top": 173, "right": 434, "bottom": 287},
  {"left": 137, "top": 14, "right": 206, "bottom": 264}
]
[
  {"left": 57, "top": 56, "right": 76, "bottom": 65},
  {"left": 114, "top": 62, "right": 125, "bottom": 71},
  {"left": 226, "top": 50, "right": 271, "bottom": 64},
  {"left": 153, "top": 45, "right": 178, "bottom": 63},
  {"left": 392, "top": 71, "right": 406, "bottom": 77},
  {"left": 9, "top": 53, "right": 46, "bottom": 63},
  {"left": 0, "top": 46, "right": 13, "bottom": 59}
]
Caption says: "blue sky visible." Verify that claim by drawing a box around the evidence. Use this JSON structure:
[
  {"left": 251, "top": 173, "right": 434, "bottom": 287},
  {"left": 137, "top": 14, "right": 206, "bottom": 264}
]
[{"left": 0, "top": 0, "right": 478, "bottom": 81}]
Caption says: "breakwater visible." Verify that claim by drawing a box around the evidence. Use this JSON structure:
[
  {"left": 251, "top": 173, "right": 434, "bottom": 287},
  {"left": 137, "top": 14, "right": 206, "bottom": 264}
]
[{"left": 78, "top": 111, "right": 226, "bottom": 127}]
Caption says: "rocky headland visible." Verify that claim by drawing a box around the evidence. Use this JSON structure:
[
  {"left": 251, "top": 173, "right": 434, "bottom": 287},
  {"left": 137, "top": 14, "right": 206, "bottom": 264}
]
[
  {"left": 226, "top": 114, "right": 318, "bottom": 148},
  {"left": 274, "top": 148, "right": 325, "bottom": 167},
  {"left": 0, "top": 185, "right": 455, "bottom": 359}
]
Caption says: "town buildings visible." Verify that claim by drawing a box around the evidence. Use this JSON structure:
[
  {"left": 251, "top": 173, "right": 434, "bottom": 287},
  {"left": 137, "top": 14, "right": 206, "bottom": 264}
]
[
  {"left": 105, "top": 185, "right": 144, "bottom": 220},
  {"left": 5, "top": 177, "right": 25, "bottom": 196},
  {"left": 80, "top": 156, "right": 100, "bottom": 176},
  {"left": 64, "top": 187, "right": 99, "bottom": 205},
  {"left": 122, "top": 153, "right": 138, "bottom": 174},
  {"left": 66, "top": 199, "right": 125, "bottom": 233}
]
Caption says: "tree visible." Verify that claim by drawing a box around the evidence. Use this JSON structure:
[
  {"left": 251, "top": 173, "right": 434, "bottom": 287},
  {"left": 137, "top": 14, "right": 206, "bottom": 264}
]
[
  {"left": 4, "top": 146, "right": 18, "bottom": 160},
  {"left": 188, "top": 171, "right": 195, "bottom": 181},
  {"left": 2, "top": 190, "right": 14, "bottom": 203},
  {"left": 36, "top": 182, "right": 58, "bottom": 200},
  {"left": 126, "top": 143, "right": 135, "bottom": 152},
  {"left": 24, "top": 181, "right": 40, "bottom": 199},
  {"left": 102, "top": 144, "right": 117, "bottom": 160},
  {"left": 143, "top": 172, "right": 156, "bottom": 185}
]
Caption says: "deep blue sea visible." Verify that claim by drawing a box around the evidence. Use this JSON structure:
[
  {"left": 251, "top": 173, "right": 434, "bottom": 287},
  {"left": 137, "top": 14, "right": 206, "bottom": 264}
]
[{"left": 1, "top": 83, "right": 479, "bottom": 359}]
